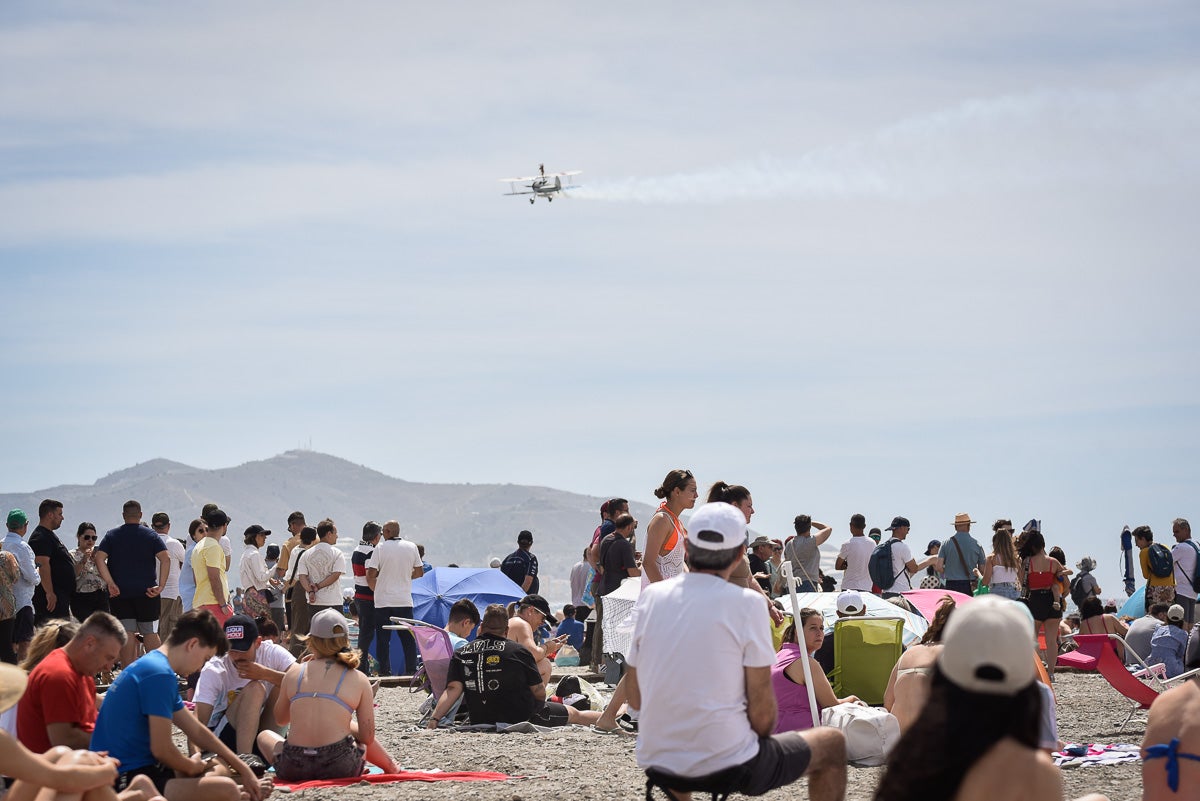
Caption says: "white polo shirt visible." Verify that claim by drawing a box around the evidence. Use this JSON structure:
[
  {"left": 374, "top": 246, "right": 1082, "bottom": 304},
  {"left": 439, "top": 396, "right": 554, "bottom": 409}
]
[{"left": 837, "top": 535, "right": 876, "bottom": 592}]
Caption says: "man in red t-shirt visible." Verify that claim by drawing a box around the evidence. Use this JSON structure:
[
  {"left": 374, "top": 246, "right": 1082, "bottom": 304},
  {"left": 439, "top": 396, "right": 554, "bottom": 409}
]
[{"left": 17, "top": 612, "right": 126, "bottom": 752}]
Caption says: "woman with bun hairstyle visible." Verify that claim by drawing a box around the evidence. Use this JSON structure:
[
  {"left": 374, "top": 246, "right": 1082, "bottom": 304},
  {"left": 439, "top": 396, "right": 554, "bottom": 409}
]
[
  {"left": 591, "top": 469, "right": 696, "bottom": 734},
  {"left": 640, "top": 469, "right": 697, "bottom": 586},
  {"left": 707, "top": 481, "right": 784, "bottom": 624},
  {"left": 874, "top": 597, "right": 1108, "bottom": 801}
]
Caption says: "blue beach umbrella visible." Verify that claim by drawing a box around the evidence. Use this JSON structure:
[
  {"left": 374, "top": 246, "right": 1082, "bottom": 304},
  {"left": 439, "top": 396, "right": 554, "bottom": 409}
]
[
  {"left": 1117, "top": 585, "right": 1146, "bottom": 619},
  {"left": 411, "top": 567, "right": 526, "bottom": 627}
]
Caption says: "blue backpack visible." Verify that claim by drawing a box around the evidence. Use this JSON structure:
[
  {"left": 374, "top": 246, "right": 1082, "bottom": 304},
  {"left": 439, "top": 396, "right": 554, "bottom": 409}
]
[
  {"left": 1147, "top": 543, "right": 1174, "bottom": 579},
  {"left": 868, "top": 539, "right": 902, "bottom": 590}
]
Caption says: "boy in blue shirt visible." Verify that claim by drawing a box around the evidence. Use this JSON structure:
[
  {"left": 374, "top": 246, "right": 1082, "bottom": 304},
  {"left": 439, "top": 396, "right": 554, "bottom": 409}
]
[
  {"left": 91, "top": 609, "right": 265, "bottom": 801},
  {"left": 555, "top": 604, "right": 585, "bottom": 651}
]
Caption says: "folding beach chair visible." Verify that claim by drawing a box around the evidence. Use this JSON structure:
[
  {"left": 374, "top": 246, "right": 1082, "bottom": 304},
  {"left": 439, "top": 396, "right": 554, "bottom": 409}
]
[
  {"left": 1061, "top": 633, "right": 1200, "bottom": 731},
  {"left": 385, "top": 618, "right": 462, "bottom": 725},
  {"left": 828, "top": 617, "right": 904, "bottom": 706}
]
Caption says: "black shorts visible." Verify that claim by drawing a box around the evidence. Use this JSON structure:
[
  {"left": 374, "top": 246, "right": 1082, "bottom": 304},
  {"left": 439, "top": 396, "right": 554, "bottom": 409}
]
[
  {"left": 11, "top": 606, "right": 34, "bottom": 644},
  {"left": 110, "top": 595, "right": 162, "bottom": 628},
  {"left": 648, "top": 733, "right": 812, "bottom": 798},
  {"left": 117, "top": 763, "right": 174, "bottom": 794},
  {"left": 1024, "top": 589, "right": 1059, "bottom": 622},
  {"left": 216, "top": 721, "right": 266, "bottom": 760},
  {"left": 529, "top": 701, "right": 570, "bottom": 728}
]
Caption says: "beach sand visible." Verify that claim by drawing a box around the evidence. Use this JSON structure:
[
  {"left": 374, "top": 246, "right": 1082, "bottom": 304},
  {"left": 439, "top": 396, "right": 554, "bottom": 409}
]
[{"left": 269, "top": 669, "right": 1144, "bottom": 801}]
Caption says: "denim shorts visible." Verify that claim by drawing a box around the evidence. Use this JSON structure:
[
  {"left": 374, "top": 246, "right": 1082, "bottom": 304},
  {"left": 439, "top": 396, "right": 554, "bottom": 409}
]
[{"left": 274, "top": 735, "right": 366, "bottom": 783}]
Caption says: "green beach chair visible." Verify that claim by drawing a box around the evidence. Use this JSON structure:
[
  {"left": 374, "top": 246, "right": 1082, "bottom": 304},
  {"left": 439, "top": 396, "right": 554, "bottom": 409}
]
[{"left": 828, "top": 617, "right": 905, "bottom": 705}]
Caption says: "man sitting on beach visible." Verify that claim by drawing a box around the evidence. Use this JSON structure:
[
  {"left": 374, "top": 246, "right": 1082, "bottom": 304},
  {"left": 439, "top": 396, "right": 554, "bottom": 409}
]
[
  {"left": 18, "top": 611, "right": 126, "bottom": 752},
  {"left": 628, "top": 502, "right": 847, "bottom": 801},
  {"left": 91, "top": 609, "right": 266, "bottom": 801},
  {"left": 427, "top": 604, "right": 601, "bottom": 729},
  {"left": 507, "top": 594, "right": 569, "bottom": 686},
  {"left": 193, "top": 614, "right": 296, "bottom": 759}
]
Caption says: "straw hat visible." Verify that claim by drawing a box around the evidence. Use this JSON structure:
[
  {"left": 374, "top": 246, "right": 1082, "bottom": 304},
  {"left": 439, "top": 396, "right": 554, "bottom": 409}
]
[{"left": 0, "top": 663, "right": 28, "bottom": 713}]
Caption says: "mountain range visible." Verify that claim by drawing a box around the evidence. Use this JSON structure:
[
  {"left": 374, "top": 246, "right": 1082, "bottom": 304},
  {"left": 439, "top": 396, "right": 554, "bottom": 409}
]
[{"left": 0, "top": 450, "right": 660, "bottom": 607}]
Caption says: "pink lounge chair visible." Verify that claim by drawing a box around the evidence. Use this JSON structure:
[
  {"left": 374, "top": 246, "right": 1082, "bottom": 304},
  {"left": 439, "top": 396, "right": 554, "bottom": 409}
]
[
  {"left": 1060, "top": 633, "right": 1200, "bottom": 731},
  {"left": 385, "top": 618, "right": 457, "bottom": 724}
]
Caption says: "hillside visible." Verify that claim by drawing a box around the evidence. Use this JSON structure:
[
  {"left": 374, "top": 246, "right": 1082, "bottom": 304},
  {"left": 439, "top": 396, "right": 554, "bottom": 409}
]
[{"left": 0, "top": 450, "right": 659, "bottom": 606}]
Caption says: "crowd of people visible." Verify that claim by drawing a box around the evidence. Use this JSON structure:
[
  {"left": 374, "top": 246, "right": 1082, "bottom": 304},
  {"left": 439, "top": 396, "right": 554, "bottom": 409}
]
[{"left": 0, "top": 483, "right": 1197, "bottom": 800}]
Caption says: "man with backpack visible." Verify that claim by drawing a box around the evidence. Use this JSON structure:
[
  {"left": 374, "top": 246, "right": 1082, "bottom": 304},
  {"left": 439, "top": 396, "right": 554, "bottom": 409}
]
[
  {"left": 1171, "top": 518, "right": 1198, "bottom": 625},
  {"left": 869, "top": 517, "right": 937, "bottom": 598},
  {"left": 1135, "top": 525, "right": 1176, "bottom": 616}
]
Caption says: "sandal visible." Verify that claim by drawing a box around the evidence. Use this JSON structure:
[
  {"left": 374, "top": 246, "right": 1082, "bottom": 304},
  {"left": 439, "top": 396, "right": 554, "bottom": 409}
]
[{"left": 590, "top": 724, "right": 621, "bottom": 735}]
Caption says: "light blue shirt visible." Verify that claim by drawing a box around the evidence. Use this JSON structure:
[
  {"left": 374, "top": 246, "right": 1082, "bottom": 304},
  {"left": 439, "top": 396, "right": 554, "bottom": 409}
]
[
  {"left": 942, "top": 532, "right": 986, "bottom": 582},
  {"left": 2, "top": 531, "right": 37, "bottom": 609},
  {"left": 1149, "top": 624, "right": 1189, "bottom": 679},
  {"left": 179, "top": 539, "right": 197, "bottom": 611}
]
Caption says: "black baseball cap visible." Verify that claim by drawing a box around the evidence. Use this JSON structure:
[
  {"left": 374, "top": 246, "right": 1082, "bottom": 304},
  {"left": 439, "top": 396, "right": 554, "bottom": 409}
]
[
  {"left": 224, "top": 614, "right": 259, "bottom": 651},
  {"left": 519, "top": 594, "right": 552, "bottom": 621},
  {"left": 885, "top": 516, "right": 911, "bottom": 531},
  {"left": 244, "top": 524, "right": 271, "bottom": 538}
]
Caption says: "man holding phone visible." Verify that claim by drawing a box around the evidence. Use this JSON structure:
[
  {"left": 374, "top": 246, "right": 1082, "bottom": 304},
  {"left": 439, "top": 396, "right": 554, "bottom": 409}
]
[{"left": 506, "top": 594, "right": 566, "bottom": 686}]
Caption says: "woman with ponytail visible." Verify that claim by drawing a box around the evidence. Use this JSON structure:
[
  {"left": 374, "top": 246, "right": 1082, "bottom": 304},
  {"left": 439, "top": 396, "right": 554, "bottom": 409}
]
[{"left": 258, "top": 609, "right": 397, "bottom": 781}]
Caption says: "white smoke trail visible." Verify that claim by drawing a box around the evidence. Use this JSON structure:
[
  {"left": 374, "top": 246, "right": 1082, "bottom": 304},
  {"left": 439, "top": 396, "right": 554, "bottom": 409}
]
[{"left": 573, "top": 76, "right": 1200, "bottom": 203}]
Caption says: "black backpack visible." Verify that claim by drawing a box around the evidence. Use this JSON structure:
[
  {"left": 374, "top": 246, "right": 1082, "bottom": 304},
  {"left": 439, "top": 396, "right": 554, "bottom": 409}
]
[
  {"left": 1147, "top": 543, "right": 1174, "bottom": 579},
  {"left": 868, "top": 539, "right": 902, "bottom": 590}
]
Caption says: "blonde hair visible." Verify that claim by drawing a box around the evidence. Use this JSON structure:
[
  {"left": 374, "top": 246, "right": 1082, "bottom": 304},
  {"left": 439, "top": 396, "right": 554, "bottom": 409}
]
[
  {"left": 302, "top": 633, "right": 360, "bottom": 669},
  {"left": 991, "top": 528, "right": 1019, "bottom": 570},
  {"left": 21, "top": 619, "right": 79, "bottom": 671}
]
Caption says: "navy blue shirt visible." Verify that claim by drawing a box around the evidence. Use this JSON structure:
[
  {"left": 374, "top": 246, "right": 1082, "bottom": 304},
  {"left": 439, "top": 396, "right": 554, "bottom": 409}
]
[
  {"left": 97, "top": 524, "right": 166, "bottom": 594},
  {"left": 500, "top": 548, "right": 539, "bottom": 594}
]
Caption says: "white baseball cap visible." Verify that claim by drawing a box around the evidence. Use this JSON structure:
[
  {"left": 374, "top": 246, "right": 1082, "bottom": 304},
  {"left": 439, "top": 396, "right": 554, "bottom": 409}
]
[
  {"left": 685, "top": 502, "right": 748, "bottom": 551},
  {"left": 1168, "top": 604, "right": 1186, "bottom": 623},
  {"left": 836, "top": 591, "right": 866, "bottom": 616},
  {"left": 938, "top": 596, "right": 1036, "bottom": 696}
]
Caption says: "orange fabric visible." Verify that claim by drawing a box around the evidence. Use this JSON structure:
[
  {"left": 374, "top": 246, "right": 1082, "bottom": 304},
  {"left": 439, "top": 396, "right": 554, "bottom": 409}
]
[{"left": 657, "top": 503, "right": 685, "bottom": 556}]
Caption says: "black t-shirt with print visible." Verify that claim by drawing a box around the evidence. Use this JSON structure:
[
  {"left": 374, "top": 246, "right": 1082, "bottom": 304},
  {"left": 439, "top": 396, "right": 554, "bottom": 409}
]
[{"left": 447, "top": 633, "right": 542, "bottom": 724}]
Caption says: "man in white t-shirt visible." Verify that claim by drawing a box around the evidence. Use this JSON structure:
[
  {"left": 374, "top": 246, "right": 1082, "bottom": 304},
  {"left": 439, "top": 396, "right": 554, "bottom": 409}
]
[
  {"left": 1172, "top": 518, "right": 1198, "bottom": 625},
  {"left": 628, "top": 502, "right": 846, "bottom": 801},
  {"left": 882, "top": 516, "right": 936, "bottom": 597},
  {"left": 835, "top": 513, "right": 875, "bottom": 592},
  {"left": 297, "top": 518, "right": 346, "bottom": 616},
  {"left": 151, "top": 512, "right": 186, "bottom": 641},
  {"left": 367, "top": 520, "right": 424, "bottom": 676},
  {"left": 192, "top": 614, "right": 296, "bottom": 758}
]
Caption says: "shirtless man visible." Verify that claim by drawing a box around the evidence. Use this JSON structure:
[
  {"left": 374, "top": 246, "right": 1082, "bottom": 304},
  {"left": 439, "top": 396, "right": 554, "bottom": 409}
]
[{"left": 506, "top": 594, "right": 567, "bottom": 686}]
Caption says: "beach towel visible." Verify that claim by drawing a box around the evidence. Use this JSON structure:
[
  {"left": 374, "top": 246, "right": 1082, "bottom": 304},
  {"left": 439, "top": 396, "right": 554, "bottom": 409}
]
[
  {"left": 274, "top": 768, "right": 510, "bottom": 790},
  {"left": 1052, "top": 743, "right": 1142, "bottom": 768}
]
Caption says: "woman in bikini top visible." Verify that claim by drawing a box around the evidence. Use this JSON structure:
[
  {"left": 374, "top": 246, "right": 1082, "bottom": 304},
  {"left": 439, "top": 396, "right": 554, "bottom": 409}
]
[
  {"left": 884, "top": 597, "right": 957, "bottom": 732},
  {"left": 258, "top": 609, "right": 398, "bottom": 777},
  {"left": 641, "top": 468, "right": 697, "bottom": 586}
]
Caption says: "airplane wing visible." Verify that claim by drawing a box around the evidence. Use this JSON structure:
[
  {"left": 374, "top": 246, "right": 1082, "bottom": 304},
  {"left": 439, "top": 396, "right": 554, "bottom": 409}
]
[
  {"left": 503, "top": 189, "right": 536, "bottom": 195},
  {"left": 544, "top": 170, "right": 582, "bottom": 177},
  {"left": 498, "top": 176, "right": 538, "bottom": 183}
]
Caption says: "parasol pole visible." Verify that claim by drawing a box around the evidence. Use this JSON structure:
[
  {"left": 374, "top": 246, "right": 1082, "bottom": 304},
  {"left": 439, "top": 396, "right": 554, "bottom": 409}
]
[
  {"left": 1121, "top": 525, "right": 1135, "bottom": 598},
  {"left": 780, "top": 561, "right": 820, "bottom": 729}
]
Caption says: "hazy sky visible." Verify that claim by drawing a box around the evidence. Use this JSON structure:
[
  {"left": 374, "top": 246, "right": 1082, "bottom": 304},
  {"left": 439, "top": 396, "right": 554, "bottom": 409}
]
[{"left": 2, "top": 2, "right": 1197, "bottom": 597}]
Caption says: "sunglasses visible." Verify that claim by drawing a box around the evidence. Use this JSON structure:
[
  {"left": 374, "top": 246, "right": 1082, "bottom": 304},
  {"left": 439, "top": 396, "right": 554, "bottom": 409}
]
[{"left": 81, "top": 535, "right": 97, "bottom": 541}]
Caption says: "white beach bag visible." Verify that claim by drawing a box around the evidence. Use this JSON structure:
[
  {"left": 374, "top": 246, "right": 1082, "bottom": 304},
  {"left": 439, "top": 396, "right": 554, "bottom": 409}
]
[{"left": 820, "top": 703, "right": 901, "bottom": 767}]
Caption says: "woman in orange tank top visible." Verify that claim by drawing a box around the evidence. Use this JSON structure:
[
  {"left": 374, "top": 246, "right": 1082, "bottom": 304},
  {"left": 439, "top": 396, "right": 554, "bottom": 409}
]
[{"left": 641, "top": 469, "right": 697, "bottom": 584}]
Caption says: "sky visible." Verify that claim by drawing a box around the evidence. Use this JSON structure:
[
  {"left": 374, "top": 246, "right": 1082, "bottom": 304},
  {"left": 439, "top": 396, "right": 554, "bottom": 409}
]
[{"left": 2, "top": 2, "right": 1197, "bottom": 599}]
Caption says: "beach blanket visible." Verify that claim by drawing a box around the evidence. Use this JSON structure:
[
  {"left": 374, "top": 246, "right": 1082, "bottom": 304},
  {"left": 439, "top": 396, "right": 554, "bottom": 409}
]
[
  {"left": 274, "top": 769, "right": 511, "bottom": 790},
  {"left": 1052, "top": 743, "right": 1142, "bottom": 768}
]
